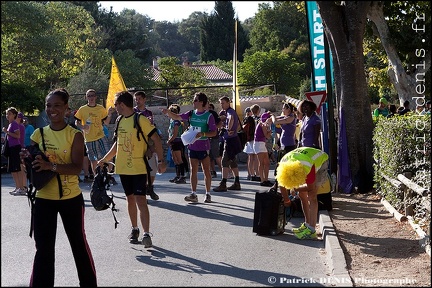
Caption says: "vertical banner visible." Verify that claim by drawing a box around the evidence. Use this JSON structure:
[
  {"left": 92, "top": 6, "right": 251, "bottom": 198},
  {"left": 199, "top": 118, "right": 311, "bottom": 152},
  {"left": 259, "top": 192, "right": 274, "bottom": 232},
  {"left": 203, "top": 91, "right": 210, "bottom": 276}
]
[
  {"left": 106, "top": 56, "right": 127, "bottom": 112},
  {"left": 306, "top": 1, "right": 326, "bottom": 91},
  {"left": 232, "top": 20, "right": 242, "bottom": 119}
]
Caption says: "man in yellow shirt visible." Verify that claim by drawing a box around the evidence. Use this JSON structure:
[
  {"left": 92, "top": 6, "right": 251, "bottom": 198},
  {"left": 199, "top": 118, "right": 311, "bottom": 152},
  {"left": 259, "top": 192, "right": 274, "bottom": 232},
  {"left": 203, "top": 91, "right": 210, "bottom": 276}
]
[{"left": 98, "top": 91, "right": 166, "bottom": 247}]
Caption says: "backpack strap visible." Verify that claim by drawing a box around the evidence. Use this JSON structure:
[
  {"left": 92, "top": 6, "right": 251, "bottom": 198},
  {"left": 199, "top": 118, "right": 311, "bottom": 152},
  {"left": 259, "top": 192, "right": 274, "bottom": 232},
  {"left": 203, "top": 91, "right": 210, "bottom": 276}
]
[
  {"left": 28, "top": 127, "right": 63, "bottom": 238},
  {"left": 133, "top": 113, "right": 153, "bottom": 190},
  {"left": 102, "top": 164, "right": 119, "bottom": 229}
]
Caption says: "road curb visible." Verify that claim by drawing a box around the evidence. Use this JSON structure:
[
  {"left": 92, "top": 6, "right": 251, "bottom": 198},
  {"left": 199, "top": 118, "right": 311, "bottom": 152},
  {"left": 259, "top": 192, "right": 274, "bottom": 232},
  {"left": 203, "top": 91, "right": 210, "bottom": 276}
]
[{"left": 319, "top": 210, "right": 353, "bottom": 287}]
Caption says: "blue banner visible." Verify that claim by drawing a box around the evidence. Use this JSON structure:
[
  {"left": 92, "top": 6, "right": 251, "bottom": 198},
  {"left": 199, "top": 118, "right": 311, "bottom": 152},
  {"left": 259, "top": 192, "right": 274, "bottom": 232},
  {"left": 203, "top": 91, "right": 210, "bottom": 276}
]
[{"left": 306, "top": 1, "right": 326, "bottom": 91}]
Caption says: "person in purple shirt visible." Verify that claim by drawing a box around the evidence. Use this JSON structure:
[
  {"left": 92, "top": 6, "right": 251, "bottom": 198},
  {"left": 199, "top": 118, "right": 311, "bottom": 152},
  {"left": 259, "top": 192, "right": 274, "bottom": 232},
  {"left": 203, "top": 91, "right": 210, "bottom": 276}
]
[
  {"left": 298, "top": 100, "right": 321, "bottom": 149},
  {"left": 213, "top": 96, "right": 243, "bottom": 192},
  {"left": 268, "top": 102, "right": 298, "bottom": 195},
  {"left": 3, "top": 107, "right": 26, "bottom": 195},
  {"left": 134, "top": 91, "right": 159, "bottom": 201},
  {"left": 161, "top": 92, "right": 217, "bottom": 203}
]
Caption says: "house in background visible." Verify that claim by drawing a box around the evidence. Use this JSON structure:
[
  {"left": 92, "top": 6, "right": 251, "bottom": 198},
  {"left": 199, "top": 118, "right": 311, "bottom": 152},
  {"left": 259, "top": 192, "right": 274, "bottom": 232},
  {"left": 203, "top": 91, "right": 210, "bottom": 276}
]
[{"left": 150, "top": 59, "right": 233, "bottom": 86}]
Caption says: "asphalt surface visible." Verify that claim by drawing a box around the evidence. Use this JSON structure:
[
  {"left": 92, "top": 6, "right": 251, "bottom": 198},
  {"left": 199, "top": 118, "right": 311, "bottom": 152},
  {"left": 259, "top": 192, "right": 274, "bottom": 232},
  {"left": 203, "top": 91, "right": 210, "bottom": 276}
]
[{"left": 1, "top": 165, "right": 351, "bottom": 287}]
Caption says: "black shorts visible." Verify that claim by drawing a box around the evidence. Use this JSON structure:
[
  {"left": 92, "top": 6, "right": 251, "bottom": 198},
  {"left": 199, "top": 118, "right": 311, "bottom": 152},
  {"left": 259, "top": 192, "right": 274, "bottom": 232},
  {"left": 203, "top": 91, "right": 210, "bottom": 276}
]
[
  {"left": 188, "top": 149, "right": 209, "bottom": 161},
  {"left": 8, "top": 145, "right": 22, "bottom": 172},
  {"left": 119, "top": 174, "right": 148, "bottom": 196},
  {"left": 171, "top": 141, "right": 184, "bottom": 152}
]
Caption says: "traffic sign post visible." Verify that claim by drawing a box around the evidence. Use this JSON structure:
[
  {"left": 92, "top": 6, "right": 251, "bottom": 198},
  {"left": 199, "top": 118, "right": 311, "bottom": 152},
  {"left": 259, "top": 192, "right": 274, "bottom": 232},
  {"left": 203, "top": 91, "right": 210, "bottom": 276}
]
[{"left": 305, "top": 91, "right": 327, "bottom": 114}]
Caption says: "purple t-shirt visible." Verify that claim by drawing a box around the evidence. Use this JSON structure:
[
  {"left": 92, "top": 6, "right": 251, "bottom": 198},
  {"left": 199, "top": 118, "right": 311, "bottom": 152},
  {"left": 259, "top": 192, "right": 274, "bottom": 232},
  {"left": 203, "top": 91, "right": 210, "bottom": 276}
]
[
  {"left": 254, "top": 123, "right": 266, "bottom": 142},
  {"left": 7, "top": 121, "right": 21, "bottom": 147},
  {"left": 300, "top": 113, "right": 321, "bottom": 147},
  {"left": 280, "top": 114, "right": 297, "bottom": 148},
  {"left": 180, "top": 110, "right": 216, "bottom": 151},
  {"left": 222, "top": 107, "right": 239, "bottom": 139},
  {"left": 134, "top": 107, "right": 154, "bottom": 125}
]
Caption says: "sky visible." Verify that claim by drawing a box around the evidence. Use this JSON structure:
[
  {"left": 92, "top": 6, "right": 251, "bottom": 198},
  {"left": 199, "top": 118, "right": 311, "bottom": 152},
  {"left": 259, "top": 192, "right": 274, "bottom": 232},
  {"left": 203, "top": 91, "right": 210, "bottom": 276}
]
[{"left": 98, "top": 1, "right": 270, "bottom": 22}]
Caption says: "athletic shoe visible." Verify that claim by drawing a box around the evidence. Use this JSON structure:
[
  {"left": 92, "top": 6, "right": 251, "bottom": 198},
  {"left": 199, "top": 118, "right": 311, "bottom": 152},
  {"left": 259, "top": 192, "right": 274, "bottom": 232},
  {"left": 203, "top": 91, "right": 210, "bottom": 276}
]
[
  {"left": 142, "top": 233, "right": 153, "bottom": 248},
  {"left": 213, "top": 183, "right": 227, "bottom": 192},
  {"left": 184, "top": 193, "right": 198, "bottom": 203},
  {"left": 294, "top": 227, "right": 317, "bottom": 240},
  {"left": 12, "top": 188, "right": 27, "bottom": 196},
  {"left": 9, "top": 188, "right": 19, "bottom": 195},
  {"left": 211, "top": 171, "right": 217, "bottom": 178},
  {"left": 204, "top": 194, "right": 212, "bottom": 203},
  {"left": 227, "top": 182, "right": 241, "bottom": 191},
  {"left": 251, "top": 176, "right": 261, "bottom": 182},
  {"left": 175, "top": 177, "right": 187, "bottom": 184},
  {"left": 169, "top": 176, "right": 179, "bottom": 183},
  {"left": 129, "top": 228, "right": 140, "bottom": 244},
  {"left": 147, "top": 186, "right": 159, "bottom": 200},
  {"left": 292, "top": 223, "right": 307, "bottom": 233}
]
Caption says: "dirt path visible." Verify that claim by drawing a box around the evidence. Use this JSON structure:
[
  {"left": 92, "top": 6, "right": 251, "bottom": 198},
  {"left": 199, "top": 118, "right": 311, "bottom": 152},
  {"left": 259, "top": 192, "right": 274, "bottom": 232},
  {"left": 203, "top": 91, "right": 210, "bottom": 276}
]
[{"left": 328, "top": 193, "right": 431, "bottom": 287}]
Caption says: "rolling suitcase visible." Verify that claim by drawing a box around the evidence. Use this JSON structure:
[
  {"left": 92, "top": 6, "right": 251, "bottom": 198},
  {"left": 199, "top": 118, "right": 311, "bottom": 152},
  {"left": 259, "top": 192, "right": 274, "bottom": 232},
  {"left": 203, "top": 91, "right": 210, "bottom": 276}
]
[{"left": 253, "top": 191, "right": 286, "bottom": 236}]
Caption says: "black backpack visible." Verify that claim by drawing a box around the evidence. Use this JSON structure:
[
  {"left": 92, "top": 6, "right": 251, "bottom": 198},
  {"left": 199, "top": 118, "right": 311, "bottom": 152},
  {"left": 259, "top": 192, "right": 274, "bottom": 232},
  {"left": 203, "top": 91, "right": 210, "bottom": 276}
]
[{"left": 90, "top": 164, "right": 119, "bottom": 228}]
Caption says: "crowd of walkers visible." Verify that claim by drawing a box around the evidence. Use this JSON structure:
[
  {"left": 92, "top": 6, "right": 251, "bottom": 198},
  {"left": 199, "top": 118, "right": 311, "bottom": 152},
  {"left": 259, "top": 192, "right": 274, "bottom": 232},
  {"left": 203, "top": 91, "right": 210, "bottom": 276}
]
[{"left": 3, "top": 89, "right": 325, "bottom": 286}]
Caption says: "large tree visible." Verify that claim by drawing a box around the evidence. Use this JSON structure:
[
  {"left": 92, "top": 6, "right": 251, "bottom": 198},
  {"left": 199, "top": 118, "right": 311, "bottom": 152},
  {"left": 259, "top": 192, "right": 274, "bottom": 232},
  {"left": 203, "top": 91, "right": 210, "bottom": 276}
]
[
  {"left": 317, "top": 1, "right": 375, "bottom": 193},
  {"left": 366, "top": 1, "right": 431, "bottom": 107},
  {"left": 200, "top": 1, "right": 248, "bottom": 62}
]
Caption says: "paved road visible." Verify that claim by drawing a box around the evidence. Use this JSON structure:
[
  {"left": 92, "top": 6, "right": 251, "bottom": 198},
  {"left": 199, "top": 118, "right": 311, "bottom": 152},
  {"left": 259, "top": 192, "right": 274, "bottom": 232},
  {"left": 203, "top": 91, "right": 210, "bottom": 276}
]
[{"left": 1, "top": 166, "right": 351, "bottom": 287}]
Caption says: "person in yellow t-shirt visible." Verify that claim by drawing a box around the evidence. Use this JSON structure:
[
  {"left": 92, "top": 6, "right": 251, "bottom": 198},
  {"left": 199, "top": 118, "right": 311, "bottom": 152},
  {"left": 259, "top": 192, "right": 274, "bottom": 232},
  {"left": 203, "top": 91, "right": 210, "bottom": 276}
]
[
  {"left": 25, "top": 88, "right": 97, "bottom": 286},
  {"left": 97, "top": 91, "right": 166, "bottom": 248},
  {"left": 74, "top": 89, "right": 115, "bottom": 177}
]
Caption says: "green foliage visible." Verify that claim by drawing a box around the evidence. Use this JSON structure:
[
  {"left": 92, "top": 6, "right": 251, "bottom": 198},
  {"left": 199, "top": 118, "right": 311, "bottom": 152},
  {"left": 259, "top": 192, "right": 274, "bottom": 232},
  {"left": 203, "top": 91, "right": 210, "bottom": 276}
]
[
  {"left": 247, "top": 1, "right": 307, "bottom": 55},
  {"left": 154, "top": 57, "right": 207, "bottom": 92},
  {"left": 238, "top": 50, "right": 304, "bottom": 96},
  {"left": 1, "top": 82, "right": 46, "bottom": 114},
  {"left": 200, "top": 1, "right": 248, "bottom": 62},
  {"left": 373, "top": 114, "right": 431, "bottom": 217}
]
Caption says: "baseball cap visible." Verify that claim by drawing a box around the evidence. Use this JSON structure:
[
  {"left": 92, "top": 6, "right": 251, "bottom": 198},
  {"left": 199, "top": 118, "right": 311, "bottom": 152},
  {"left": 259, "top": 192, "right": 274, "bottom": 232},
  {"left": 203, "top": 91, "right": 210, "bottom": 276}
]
[
  {"left": 379, "top": 98, "right": 388, "bottom": 105},
  {"left": 17, "top": 112, "right": 24, "bottom": 119}
]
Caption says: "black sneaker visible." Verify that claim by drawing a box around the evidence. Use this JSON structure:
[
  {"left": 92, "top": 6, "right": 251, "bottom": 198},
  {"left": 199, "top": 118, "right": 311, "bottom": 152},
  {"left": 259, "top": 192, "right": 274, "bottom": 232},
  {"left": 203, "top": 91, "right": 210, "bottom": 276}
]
[
  {"left": 147, "top": 186, "right": 159, "bottom": 200},
  {"left": 175, "top": 177, "right": 187, "bottom": 184},
  {"left": 129, "top": 228, "right": 140, "bottom": 244},
  {"left": 142, "top": 233, "right": 153, "bottom": 248},
  {"left": 169, "top": 176, "right": 179, "bottom": 183}
]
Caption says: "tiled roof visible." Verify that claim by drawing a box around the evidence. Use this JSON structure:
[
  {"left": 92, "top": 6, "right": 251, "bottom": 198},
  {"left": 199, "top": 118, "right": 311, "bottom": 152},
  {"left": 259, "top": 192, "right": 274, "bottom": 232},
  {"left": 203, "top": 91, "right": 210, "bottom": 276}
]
[{"left": 150, "top": 64, "right": 233, "bottom": 83}]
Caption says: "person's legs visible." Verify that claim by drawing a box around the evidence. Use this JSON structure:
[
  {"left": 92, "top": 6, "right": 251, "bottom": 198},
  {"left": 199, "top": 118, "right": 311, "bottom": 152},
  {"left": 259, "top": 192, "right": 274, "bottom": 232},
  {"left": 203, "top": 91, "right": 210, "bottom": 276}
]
[
  {"left": 189, "top": 157, "right": 199, "bottom": 192},
  {"left": 201, "top": 155, "right": 212, "bottom": 193}
]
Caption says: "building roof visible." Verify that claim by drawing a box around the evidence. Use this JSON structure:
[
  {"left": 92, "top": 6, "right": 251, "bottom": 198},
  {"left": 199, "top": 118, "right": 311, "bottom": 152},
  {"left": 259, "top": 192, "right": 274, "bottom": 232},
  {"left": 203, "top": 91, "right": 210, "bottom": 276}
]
[{"left": 150, "top": 64, "right": 233, "bottom": 83}]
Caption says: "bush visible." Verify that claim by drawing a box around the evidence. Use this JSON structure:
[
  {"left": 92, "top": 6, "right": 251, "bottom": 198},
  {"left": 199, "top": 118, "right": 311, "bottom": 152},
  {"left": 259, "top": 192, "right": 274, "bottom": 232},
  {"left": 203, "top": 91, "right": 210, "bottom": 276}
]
[{"left": 373, "top": 114, "right": 430, "bottom": 227}]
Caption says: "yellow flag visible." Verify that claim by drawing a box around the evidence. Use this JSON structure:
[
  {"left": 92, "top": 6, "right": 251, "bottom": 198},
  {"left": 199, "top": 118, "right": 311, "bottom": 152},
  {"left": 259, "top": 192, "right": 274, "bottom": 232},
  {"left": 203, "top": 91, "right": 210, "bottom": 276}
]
[
  {"left": 106, "top": 56, "right": 127, "bottom": 112},
  {"left": 233, "top": 20, "right": 242, "bottom": 119}
]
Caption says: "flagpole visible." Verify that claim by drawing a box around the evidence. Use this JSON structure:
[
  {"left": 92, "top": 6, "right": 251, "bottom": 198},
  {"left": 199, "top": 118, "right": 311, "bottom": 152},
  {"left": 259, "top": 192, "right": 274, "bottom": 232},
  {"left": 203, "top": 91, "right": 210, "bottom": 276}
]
[{"left": 233, "top": 20, "right": 242, "bottom": 119}]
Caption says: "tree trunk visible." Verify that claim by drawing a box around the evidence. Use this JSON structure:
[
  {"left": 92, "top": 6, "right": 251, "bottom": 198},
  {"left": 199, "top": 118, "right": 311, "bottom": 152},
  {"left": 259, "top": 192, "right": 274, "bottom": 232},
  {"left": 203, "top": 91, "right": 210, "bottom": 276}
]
[
  {"left": 317, "top": 1, "right": 375, "bottom": 193},
  {"left": 367, "top": 2, "right": 431, "bottom": 108}
]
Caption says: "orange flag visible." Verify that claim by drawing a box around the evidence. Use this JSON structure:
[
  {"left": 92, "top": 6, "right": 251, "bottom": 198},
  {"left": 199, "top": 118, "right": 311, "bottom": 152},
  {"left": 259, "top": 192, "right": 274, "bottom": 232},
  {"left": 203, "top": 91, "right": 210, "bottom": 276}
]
[{"left": 106, "top": 56, "right": 127, "bottom": 112}]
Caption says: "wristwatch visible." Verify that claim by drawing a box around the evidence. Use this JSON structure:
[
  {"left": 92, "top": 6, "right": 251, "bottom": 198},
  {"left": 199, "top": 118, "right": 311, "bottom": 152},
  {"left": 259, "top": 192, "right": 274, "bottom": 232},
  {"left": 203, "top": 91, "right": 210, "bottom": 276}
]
[{"left": 51, "top": 163, "right": 57, "bottom": 171}]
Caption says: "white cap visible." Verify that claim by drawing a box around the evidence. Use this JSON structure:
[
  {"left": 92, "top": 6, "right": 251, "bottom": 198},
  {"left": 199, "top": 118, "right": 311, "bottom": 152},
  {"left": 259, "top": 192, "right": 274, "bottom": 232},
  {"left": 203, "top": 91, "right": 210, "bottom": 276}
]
[{"left": 181, "top": 129, "right": 199, "bottom": 145}]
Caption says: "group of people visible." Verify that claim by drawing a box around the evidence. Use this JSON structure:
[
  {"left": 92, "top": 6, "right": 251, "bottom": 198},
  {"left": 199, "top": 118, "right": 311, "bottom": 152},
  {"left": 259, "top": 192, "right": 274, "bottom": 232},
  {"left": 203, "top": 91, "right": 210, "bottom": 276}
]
[
  {"left": 373, "top": 97, "right": 431, "bottom": 118},
  {"left": 4, "top": 88, "right": 330, "bottom": 286}
]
